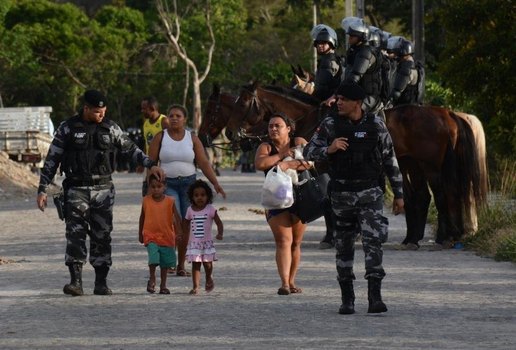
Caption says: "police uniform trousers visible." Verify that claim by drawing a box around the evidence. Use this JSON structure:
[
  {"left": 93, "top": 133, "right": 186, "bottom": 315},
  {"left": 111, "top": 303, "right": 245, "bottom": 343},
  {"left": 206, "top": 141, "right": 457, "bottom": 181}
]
[
  {"left": 64, "top": 183, "right": 115, "bottom": 268},
  {"left": 331, "top": 185, "right": 388, "bottom": 282}
]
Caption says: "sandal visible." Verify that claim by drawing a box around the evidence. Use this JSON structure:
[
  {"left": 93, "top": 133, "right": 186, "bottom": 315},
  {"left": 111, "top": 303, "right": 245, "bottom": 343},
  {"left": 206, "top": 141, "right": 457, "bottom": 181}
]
[
  {"left": 277, "top": 287, "right": 290, "bottom": 295},
  {"left": 205, "top": 280, "right": 215, "bottom": 293},
  {"left": 176, "top": 269, "right": 191, "bottom": 277},
  {"left": 146, "top": 280, "right": 155, "bottom": 294},
  {"left": 168, "top": 267, "right": 177, "bottom": 274},
  {"left": 289, "top": 286, "right": 302, "bottom": 294},
  {"left": 159, "top": 287, "right": 170, "bottom": 294},
  {"left": 189, "top": 289, "right": 199, "bottom": 295}
]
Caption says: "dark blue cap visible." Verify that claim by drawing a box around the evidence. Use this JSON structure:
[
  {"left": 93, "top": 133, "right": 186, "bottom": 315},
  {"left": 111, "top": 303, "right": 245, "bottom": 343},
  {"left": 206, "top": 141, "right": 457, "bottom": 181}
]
[
  {"left": 336, "top": 82, "right": 366, "bottom": 100},
  {"left": 84, "top": 90, "right": 107, "bottom": 108}
]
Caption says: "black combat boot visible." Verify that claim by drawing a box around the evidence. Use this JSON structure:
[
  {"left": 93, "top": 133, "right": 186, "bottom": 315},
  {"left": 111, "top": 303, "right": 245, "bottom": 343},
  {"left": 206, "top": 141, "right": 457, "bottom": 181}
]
[
  {"left": 93, "top": 265, "right": 113, "bottom": 295},
  {"left": 338, "top": 281, "right": 355, "bottom": 315},
  {"left": 63, "top": 263, "right": 83, "bottom": 296},
  {"left": 367, "top": 278, "right": 387, "bottom": 313}
]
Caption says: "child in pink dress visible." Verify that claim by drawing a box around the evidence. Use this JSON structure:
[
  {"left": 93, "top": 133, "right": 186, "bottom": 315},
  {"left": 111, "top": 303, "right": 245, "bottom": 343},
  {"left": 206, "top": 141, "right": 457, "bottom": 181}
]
[{"left": 183, "top": 179, "right": 224, "bottom": 295}]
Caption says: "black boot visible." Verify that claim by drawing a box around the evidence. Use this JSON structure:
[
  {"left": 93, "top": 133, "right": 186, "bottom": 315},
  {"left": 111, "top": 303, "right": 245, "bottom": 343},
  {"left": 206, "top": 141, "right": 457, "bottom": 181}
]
[
  {"left": 93, "top": 265, "right": 112, "bottom": 295},
  {"left": 338, "top": 281, "right": 355, "bottom": 314},
  {"left": 63, "top": 263, "right": 83, "bottom": 296},
  {"left": 367, "top": 278, "right": 387, "bottom": 313}
]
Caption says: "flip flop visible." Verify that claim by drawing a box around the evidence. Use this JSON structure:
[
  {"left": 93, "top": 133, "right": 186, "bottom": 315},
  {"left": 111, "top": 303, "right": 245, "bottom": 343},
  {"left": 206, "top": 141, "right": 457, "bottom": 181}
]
[
  {"left": 159, "top": 287, "right": 170, "bottom": 294},
  {"left": 176, "top": 269, "right": 191, "bottom": 277},
  {"left": 289, "top": 286, "right": 302, "bottom": 294},
  {"left": 277, "top": 287, "right": 290, "bottom": 295},
  {"left": 189, "top": 289, "right": 199, "bottom": 295},
  {"left": 146, "top": 280, "right": 155, "bottom": 294},
  {"left": 205, "top": 280, "right": 215, "bottom": 293}
]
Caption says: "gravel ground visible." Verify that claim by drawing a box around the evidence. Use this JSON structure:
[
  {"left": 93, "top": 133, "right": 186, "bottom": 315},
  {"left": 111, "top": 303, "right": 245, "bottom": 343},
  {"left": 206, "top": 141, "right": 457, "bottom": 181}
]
[{"left": 0, "top": 170, "right": 515, "bottom": 350}]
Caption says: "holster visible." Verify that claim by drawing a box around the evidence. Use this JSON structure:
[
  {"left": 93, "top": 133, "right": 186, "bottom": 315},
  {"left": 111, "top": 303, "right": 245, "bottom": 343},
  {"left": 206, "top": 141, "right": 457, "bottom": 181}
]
[{"left": 53, "top": 189, "right": 65, "bottom": 221}]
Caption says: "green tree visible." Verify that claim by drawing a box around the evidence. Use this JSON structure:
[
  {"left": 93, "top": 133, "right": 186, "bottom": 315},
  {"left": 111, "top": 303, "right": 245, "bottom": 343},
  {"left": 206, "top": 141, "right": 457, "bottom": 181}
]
[{"left": 432, "top": 0, "right": 515, "bottom": 157}]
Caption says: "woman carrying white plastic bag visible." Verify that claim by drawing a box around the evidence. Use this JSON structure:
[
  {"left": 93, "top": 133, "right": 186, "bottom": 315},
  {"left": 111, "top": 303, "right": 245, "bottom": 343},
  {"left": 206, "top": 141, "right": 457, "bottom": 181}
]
[
  {"left": 261, "top": 165, "right": 294, "bottom": 209},
  {"left": 254, "top": 113, "right": 312, "bottom": 296}
]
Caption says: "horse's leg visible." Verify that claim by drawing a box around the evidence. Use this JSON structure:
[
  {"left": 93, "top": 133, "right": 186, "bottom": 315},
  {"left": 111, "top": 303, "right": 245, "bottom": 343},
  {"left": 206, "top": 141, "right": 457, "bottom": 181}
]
[
  {"left": 427, "top": 172, "right": 463, "bottom": 246},
  {"left": 399, "top": 157, "right": 430, "bottom": 246}
]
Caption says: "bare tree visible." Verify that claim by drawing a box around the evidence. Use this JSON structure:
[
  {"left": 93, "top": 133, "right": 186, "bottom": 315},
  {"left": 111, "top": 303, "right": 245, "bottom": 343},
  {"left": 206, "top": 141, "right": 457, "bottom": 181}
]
[{"left": 156, "top": 0, "right": 215, "bottom": 130}]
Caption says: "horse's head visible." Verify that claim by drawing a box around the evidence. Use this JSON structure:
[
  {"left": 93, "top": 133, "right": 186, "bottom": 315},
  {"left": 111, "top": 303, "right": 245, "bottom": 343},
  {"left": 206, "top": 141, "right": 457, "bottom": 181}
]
[
  {"left": 199, "top": 84, "right": 233, "bottom": 147},
  {"left": 225, "top": 81, "right": 268, "bottom": 142}
]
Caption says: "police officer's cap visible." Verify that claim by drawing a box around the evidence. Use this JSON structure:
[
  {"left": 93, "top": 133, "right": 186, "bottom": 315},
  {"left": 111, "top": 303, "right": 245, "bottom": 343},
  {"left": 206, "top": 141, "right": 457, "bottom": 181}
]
[
  {"left": 336, "top": 82, "right": 366, "bottom": 101},
  {"left": 84, "top": 89, "right": 107, "bottom": 108}
]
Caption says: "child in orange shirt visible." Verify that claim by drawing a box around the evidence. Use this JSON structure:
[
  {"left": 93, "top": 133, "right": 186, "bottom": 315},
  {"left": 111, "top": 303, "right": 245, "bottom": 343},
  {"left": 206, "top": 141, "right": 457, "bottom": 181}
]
[{"left": 139, "top": 174, "right": 182, "bottom": 294}]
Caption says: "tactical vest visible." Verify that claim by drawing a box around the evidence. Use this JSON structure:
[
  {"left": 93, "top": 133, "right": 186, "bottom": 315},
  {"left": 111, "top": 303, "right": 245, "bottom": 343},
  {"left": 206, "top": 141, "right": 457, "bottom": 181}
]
[
  {"left": 62, "top": 116, "right": 116, "bottom": 180},
  {"left": 329, "top": 113, "right": 382, "bottom": 182}
]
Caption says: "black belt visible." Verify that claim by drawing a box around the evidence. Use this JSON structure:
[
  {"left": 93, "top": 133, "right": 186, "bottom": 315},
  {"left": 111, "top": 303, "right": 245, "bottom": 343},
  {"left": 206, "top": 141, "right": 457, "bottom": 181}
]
[
  {"left": 331, "top": 179, "right": 379, "bottom": 192},
  {"left": 68, "top": 177, "right": 112, "bottom": 187}
]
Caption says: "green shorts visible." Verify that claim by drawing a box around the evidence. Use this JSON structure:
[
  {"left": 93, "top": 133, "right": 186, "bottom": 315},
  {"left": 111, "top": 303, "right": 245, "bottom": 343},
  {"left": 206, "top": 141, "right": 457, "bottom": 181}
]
[{"left": 146, "top": 242, "right": 176, "bottom": 268}]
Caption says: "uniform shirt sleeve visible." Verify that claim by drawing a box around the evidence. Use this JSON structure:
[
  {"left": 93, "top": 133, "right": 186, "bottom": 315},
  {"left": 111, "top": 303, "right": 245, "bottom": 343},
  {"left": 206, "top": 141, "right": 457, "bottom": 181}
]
[
  {"left": 392, "top": 60, "right": 414, "bottom": 94},
  {"left": 110, "top": 122, "right": 155, "bottom": 169},
  {"left": 376, "top": 117, "right": 403, "bottom": 198},
  {"left": 345, "top": 46, "right": 374, "bottom": 83},
  {"left": 303, "top": 116, "right": 335, "bottom": 161},
  {"left": 37, "top": 120, "right": 68, "bottom": 194}
]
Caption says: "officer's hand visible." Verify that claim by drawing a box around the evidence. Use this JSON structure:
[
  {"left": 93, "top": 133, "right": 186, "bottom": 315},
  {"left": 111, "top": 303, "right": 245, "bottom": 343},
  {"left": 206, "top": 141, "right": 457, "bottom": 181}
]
[
  {"left": 37, "top": 193, "right": 47, "bottom": 212},
  {"left": 327, "top": 137, "right": 349, "bottom": 154},
  {"left": 149, "top": 165, "right": 165, "bottom": 181},
  {"left": 392, "top": 198, "right": 404, "bottom": 215},
  {"left": 390, "top": 90, "right": 401, "bottom": 101},
  {"left": 322, "top": 95, "right": 336, "bottom": 107}
]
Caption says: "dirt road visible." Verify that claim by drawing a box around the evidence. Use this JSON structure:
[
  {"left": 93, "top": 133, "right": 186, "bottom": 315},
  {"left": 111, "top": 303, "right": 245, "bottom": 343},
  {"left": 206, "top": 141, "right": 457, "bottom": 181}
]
[{"left": 0, "top": 170, "right": 514, "bottom": 349}]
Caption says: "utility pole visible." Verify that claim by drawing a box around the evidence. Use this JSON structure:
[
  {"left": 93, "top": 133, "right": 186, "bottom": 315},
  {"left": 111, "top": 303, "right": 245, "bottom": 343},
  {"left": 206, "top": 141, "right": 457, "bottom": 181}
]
[
  {"left": 345, "top": 0, "right": 353, "bottom": 17},
  {"left": 412, "top": 0, "right": 425, "bottom": 63},
  {"left": 313, "top": 2, "right": 318, "bottom": 73},
  {"left": 356, "top": 0, "right": 364, "bottom": 18}
]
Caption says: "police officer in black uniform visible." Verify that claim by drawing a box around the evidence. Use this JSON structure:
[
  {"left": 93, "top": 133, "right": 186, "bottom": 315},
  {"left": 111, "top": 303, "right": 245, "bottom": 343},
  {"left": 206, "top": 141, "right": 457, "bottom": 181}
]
[
  {"left": 386, "top": 36, "right": 423, "bottom": 106},
  {"left": 311, "top": 24, "right": 344, "bottom": 101},
  {"left": 36, "top": 90, "right": 163, "bottom": 296},
  {"left": 340, "top": 17, "right": 383, "bottom": 114},
  {"left": 303, "top": 82, "right": 404, "bottom": 315}
]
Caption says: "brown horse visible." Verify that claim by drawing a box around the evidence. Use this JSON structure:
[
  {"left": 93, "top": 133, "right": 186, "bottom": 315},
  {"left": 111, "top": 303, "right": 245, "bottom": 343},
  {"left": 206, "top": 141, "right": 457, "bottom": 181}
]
[
  {"left": 199, "top": 84, "right": 268, "bottom": 152},
  {"left": 225, "top": 82, "right": 488, "bottom": 245},
  {"left": 198, "top": 84, "right": 237, "bottom": 148}
]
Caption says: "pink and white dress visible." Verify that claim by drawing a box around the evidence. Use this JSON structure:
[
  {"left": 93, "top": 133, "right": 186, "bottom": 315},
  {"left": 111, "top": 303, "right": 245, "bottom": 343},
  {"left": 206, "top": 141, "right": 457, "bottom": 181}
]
[{"left": 185, "top": 204, "right": 218, "bottom": 262}]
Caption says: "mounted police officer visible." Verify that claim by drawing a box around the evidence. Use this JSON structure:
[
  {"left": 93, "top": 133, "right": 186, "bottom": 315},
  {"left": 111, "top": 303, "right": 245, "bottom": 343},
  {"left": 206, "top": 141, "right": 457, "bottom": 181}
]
[
  {"left": 340, "top": 17, "right": 383, "bottom": 114},
  {"left": 310, "top": 24, "right": 344, "bottom": 101},
  {"left": 36, "top": 89, "right": 163, "bottom": 297},
  {"left": 386, "top": 36, "right": 424, "bottom": 106},
  {"left": 303, "top": 82, "right": 404, "bottom": 315}
]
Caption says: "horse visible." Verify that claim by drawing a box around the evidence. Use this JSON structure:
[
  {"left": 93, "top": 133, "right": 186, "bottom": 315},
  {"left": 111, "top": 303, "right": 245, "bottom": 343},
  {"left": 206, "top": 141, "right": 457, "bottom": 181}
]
[
  {"left": 224, "top": 82, "right": 488, "bottom": 246},
  {"left": 198, "top": 84, "right": 237, "bottom": 148}
]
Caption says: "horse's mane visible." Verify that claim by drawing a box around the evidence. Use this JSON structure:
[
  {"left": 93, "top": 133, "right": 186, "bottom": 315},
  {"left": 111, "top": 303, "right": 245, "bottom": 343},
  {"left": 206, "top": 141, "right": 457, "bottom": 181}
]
[
  {"left": 263, "top": 84, "right": 321, "bottom": 105},
  {"left": 242, "top": 83, "right": 321, "bottom": 106}
]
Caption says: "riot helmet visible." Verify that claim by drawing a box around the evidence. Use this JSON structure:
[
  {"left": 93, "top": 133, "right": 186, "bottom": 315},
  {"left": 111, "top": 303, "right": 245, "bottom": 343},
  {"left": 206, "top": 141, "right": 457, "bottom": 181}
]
[
  {"left": 369, "top": 26, "right": 391, "bottom": 50},
  {"left": 368, "top": 30, "right": 381, "bottom": 48},
  {"left": 341, "top": 17, "right": 369, "bottom": 42},
  {"left": 341, "top": 16, "right": 362, "bottom": 32},
  {"left": 311, "top": 24, "right": 338, "bottom": 49},
  {"left": 387, "top": 36, "right": 414, "bottom": 56}
]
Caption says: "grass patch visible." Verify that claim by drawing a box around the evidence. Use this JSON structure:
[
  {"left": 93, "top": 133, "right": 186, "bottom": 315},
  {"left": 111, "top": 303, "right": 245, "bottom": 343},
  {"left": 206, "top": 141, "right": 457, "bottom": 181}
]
[{"left": 465, "top": 158, "right": 516, "bottom": 263}]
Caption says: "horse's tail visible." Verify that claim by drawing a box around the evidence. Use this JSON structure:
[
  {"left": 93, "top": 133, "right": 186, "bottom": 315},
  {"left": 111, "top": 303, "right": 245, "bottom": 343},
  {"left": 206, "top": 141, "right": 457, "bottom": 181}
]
[
  {"left": 454, "top": 112, "right": 489, "bottom": 205},
  {"left": 450, "top": 111, "right": 489, "bottom": 234}
]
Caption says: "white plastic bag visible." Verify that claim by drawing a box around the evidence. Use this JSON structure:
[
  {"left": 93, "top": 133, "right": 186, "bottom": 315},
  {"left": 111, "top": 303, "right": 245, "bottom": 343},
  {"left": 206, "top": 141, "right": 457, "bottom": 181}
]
[{"left": 261, "top": 165, "right": 294, "bottom": 209}]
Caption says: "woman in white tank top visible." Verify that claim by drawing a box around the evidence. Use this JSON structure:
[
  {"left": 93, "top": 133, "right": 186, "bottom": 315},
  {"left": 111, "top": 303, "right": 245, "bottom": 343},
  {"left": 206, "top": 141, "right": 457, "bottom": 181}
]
[{"left": 148, "top": 104, "right": 226, "bottom": 276}]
